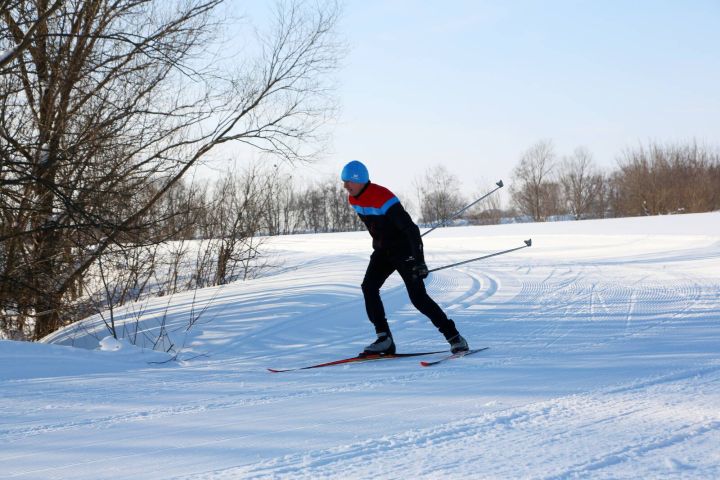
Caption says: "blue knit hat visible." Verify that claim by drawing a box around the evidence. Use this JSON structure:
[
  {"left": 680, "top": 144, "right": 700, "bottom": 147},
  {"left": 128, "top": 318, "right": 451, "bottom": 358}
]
[{"left": 341, "top": 160, "right": 369, "bottom": 183}]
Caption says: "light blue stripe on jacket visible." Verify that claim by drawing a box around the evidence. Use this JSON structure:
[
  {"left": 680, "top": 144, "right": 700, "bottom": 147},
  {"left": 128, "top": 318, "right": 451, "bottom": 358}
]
[{"left": 352, "top": 196, "right": 399, "bottom": 216}]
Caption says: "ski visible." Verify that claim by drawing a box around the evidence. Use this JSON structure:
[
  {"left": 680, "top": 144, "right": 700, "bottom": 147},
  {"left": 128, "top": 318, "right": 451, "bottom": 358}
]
[
  {"left": 268, "top": 350, "right": 446, "bottom": 373},
  {"left": 420, "top": 347, "right": 489, "bottom": 367}
]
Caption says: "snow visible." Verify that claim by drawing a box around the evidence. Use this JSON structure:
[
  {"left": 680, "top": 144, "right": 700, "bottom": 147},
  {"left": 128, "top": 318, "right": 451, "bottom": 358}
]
[{"left": 2, "top": 211, "right": 720, "bottom": 479}]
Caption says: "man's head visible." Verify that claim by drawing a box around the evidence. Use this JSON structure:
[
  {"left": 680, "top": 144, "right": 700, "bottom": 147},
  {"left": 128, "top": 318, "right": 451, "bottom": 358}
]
[{"left": 341, "top": 160, "right": 369, "bottom": 196}]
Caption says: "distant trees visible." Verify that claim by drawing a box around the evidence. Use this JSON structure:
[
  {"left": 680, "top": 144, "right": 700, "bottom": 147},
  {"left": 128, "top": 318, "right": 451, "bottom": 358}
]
[
  {"left": 300, "top": 178, "right": 361, "bottom": 233},
  {"left": 612, "top": 142, "right": 720, "bottom": 216},
  {"left": 510, "top": 140, "right": 720, "bottom": 220}
]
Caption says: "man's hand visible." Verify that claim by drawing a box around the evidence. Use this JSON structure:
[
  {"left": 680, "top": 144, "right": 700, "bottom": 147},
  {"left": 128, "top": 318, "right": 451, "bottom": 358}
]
[
  {"left": 405, "top": 256, "right": 429, "bottom": 280},
  {"left": 412, "top": 262, "right": 429, "bottom": 280}
]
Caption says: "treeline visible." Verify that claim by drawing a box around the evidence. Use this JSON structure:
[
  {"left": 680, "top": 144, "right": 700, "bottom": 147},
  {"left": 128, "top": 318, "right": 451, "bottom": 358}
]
[
  {"left": 509, "top": 140, "right": 720, "bottom": 221},
  {"left": 155, "top": 165, "right": 363, "bottom": 240},
  {"left": 159, "top": 139, "right": 720, "bottom": 241}
]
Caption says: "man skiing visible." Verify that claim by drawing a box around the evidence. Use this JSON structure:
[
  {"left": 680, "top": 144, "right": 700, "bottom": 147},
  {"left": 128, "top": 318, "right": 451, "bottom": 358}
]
[{"left": 341, "top": 160, "right": 469, "bottom": 356}]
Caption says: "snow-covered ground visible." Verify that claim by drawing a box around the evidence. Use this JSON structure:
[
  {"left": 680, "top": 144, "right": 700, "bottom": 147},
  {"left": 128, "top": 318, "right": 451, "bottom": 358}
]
[{"left": 2, "top": 212, "right": 720, "bottom": 479}]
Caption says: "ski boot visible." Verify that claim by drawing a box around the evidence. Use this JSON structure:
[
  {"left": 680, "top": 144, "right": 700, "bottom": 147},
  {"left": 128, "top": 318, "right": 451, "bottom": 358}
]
[
  {"left": 361, "top": 332, "right": 396, "bottom": 356},
  {"left": 448, "top": 334, "right": 469, "bottom": 354}
]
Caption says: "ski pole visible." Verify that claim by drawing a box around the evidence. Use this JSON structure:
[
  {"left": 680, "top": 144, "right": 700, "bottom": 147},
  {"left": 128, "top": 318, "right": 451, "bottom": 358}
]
[
  {"left": 428, "top": 239, "right": 532, "bottom": 274},
  {"left": 421, "top": 180, "right": 504, "bottom": 237}
]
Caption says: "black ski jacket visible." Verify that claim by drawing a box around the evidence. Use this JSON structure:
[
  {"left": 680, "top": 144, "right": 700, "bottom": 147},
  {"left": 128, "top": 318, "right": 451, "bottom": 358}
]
[{"left": 348, "top": 182, "right": 424, "bottom": 261}]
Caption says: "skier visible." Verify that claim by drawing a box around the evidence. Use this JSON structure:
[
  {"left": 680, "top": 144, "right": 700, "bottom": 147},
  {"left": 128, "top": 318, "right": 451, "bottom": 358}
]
[{"left": 341, "top": 160, "right": 469, "bottom": 356}]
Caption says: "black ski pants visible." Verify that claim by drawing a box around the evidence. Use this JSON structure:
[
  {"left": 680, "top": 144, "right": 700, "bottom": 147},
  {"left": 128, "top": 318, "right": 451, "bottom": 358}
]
[{"left": 361, "top": 249, "right": 458, "bottom": 340}]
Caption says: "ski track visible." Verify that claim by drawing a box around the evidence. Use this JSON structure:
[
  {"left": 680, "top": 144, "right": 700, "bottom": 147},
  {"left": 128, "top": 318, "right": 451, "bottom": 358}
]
[
  {"left": 3, "top": 221, "right": 720, "bottom": 479},
  {"left": 171, "top": 366, "right": 720, "bottom": 480}
]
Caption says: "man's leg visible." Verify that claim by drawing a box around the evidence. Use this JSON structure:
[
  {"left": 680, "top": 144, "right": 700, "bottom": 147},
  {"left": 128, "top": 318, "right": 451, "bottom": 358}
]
[
  {"left": 361, "top": 251, "right": 395, "bottom": 334},
  {"left": 396, "top": 262, "right": 459, "bottom": 340}
]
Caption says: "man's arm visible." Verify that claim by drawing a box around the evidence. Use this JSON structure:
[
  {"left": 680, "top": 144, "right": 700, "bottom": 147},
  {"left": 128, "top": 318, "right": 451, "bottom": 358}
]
[{"left": 386, "top": 203, "right": 422, "bottom": 256}]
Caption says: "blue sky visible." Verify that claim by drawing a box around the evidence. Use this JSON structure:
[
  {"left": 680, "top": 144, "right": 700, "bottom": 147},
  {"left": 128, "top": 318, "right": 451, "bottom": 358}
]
[
  {"left": 214, "top": 1, "right": 719, "bottom": 205},
  {"left": 320, "top": 0, "right": 719, "bottom": 201}
]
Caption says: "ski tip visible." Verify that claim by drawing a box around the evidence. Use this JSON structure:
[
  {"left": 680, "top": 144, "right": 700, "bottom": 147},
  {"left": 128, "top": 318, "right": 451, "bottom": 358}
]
[
  {"left": 420, "top": 347, "right": 489, "bottom": 367},
  {"left": 267, "top": 368, "right": 285, "bottom": 373}
]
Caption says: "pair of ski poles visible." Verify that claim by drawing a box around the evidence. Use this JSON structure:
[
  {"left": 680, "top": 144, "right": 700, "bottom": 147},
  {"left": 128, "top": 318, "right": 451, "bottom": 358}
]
[{"left": 420, "top": 180, "right": 532, "bottom": 274}]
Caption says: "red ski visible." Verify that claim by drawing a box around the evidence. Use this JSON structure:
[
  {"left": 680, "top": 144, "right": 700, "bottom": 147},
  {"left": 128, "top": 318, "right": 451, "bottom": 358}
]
[{"left": 268, "top": 350, "right": 446, "bottom": 373}]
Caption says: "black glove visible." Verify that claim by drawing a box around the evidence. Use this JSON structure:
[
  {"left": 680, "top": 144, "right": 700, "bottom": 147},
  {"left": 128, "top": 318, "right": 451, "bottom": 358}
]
[
  {"left": 405, "top": 256, "right": 429, "bottom": 280},
  {"left": 413, "top": 262, "right": 429, "bottom": 280}
]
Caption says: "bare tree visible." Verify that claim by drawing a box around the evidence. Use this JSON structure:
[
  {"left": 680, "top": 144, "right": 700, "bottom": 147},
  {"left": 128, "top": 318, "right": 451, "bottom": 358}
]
[
  {"left": 0, "top": 0, "right": 342, "bottom": 339},
  {"left": 510, "top": 140, "right": 557, "bottom": 221},
  {"left": 414, "top": 164, "right": 466, "bottom": 225},
  {"left": 261, "top": 165, "right": 286, "bottom": 235},
  {"left": 208, "top": 165, "right": 265, "bottom": 285},
  {"left": 558, "top": 147, "right": 605, "bottom": 219},
  {"left": 0, "top": 0, "right": 63, "bottom": 69},
  {"left": 274, "top": 175, "right": 301, "bottom": 234}
]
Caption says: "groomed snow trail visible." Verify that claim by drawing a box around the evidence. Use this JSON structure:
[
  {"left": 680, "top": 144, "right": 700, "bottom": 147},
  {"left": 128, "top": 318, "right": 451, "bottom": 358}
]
[{"left": 2, "top": 213, "right": 719, "bottom": 479}]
